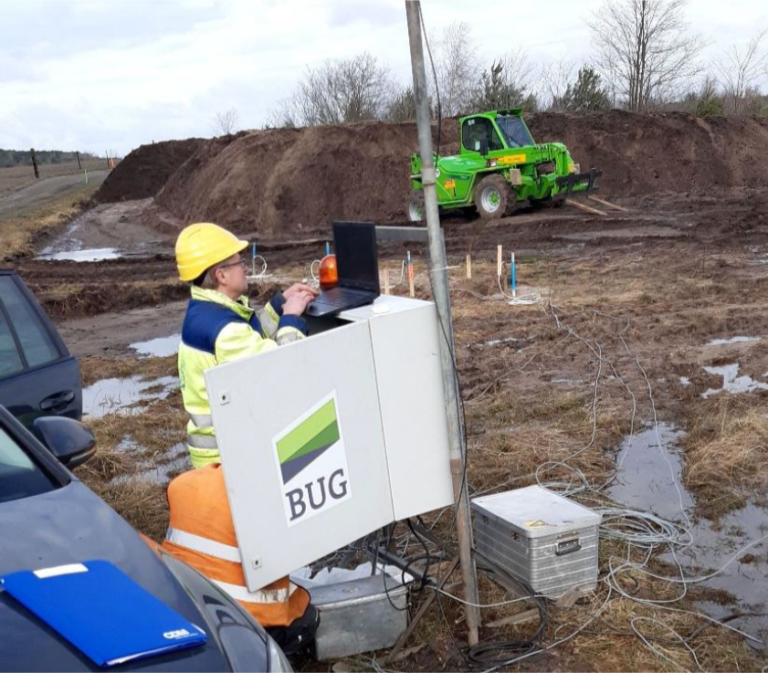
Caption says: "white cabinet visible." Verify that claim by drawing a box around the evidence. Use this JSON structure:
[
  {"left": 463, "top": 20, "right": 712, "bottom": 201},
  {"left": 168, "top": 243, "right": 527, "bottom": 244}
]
[{"left": 206, "top": 296, "right": 454, "bottom": 590}]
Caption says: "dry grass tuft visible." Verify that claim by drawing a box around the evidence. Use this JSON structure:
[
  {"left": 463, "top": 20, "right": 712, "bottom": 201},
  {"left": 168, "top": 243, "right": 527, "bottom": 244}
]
[
  {"left": 684, "top": 402, "right": 768, "bottom": 513},
  {"left": 80, "top": 355, "right": 177, "bottom": 387}
]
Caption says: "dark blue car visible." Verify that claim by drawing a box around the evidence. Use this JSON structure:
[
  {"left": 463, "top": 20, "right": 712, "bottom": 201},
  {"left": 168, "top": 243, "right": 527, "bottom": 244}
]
[
  {"left": 0, "top": 406, "right": 291, "bottom": 671},
  {"left": 0, "top": 270, "right": 82, "bottom": 428}
]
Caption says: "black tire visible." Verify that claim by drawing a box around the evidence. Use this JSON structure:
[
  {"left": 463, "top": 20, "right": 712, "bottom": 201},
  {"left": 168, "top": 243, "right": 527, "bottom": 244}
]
[
  {"left": 407, "top": 189, "right": 425, "bottom": 222},
  {"left": 474, "top": 174, "right": 514, "bottom": 220}
]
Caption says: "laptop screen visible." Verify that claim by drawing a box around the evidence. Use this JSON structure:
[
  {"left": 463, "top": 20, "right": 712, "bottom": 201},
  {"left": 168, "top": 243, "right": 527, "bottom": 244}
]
[{"left": 332, "top": 221, "right": 380, "bottom": 292}]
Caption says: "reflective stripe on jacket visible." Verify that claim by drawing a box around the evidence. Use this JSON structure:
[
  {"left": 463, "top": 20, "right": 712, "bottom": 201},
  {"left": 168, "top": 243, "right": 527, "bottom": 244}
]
[
  {"left": 178, "top": 286, "right": 307, "bottom": 468},
  {"left": 161, "top": 464, "right": 310, "bottom": 628}
]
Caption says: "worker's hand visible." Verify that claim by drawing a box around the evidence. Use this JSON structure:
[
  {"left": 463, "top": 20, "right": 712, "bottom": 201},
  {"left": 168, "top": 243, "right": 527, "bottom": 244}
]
[
  {"left": 283, "top": 283, "right": 319, "bottom": 301},
  {"left": 283, "top": 290, "right": 315, "bottom": 316}
]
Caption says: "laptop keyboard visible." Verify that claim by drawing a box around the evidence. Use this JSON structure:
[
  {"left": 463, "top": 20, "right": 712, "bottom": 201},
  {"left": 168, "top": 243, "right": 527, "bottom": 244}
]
[{"left": 316, "top": 289, "right": 366, "bottom": 307}]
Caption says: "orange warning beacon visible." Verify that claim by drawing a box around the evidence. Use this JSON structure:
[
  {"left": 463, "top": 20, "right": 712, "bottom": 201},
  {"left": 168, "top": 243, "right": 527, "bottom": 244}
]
[{"left": 319, "top": 254, "right": 338, "bottom": 289}]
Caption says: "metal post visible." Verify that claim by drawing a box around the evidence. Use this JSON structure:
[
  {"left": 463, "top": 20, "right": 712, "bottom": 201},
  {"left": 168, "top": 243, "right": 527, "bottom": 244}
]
[{"left": 405, "top": 0, "right": 481, "bottom": 646}]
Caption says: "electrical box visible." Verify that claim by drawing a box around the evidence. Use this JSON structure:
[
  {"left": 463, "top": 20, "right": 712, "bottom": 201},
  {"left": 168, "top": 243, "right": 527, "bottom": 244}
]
[
  {"left": 206, "top": 296, "right": 454, "bottom": 590},
  {"left": 471, "top": 486, "right": 601, "bottom": 598}
]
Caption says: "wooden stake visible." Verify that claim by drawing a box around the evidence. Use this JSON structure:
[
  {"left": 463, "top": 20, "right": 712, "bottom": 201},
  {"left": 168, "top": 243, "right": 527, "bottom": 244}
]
[
  {"left": 407, "top": 251, "right": 415, "bottom": 298},
  {"left": 496, "top": 244, "right": 503, "bottom": 278},
  {"left": 382, "top": 558, "right": 460, "bottom": 664},
  {"left": 466, "top": 253, "right": 472, "bottom": 279},
  {"left": 30, "top": 148, "right": 39, "bottom": 179},
  {"left": 588, "top": 195, "right": 629, "bottom": 212},
  {"left": 565, "top": 198, "right": 607, "bottom": 216},
  {"left": 383, "top": 269, "right": 390, "bottom": 295}
]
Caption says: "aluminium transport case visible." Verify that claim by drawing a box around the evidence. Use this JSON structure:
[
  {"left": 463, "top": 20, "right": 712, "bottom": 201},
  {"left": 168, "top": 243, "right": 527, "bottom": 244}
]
[{"left": 471, "top": 485, "right": 601, "bottom": 598}]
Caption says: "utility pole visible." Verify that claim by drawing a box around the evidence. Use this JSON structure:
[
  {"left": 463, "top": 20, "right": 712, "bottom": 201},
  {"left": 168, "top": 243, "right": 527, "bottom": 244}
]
[{"left": 405, "top": 0, "right": 481, "bottom": 646}]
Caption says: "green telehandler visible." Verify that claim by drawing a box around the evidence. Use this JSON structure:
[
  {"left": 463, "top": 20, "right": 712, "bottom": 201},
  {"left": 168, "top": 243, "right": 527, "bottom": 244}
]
[{"left": 408, "top": 109, "right": 602, "bottom": 221}]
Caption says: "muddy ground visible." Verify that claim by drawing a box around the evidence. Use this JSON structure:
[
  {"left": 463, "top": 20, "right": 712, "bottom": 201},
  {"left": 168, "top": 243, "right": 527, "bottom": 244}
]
[{"left": 8, "top": 184, "right": 768, "bottom": 671}]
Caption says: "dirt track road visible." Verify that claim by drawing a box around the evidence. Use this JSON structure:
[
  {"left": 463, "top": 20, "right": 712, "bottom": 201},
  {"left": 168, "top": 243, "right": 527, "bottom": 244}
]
[{"left": 0, "top": 170, "right": 109, "bottom": 218}]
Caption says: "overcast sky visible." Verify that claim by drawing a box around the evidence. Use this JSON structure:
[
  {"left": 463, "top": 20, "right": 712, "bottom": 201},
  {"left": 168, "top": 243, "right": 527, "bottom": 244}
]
[{"left": 1, "top": 0, "right": 766, "bottom": 156}]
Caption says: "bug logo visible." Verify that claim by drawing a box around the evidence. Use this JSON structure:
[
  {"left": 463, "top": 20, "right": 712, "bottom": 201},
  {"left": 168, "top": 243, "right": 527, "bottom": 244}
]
[{"left": 273, "top": 391, "right": 351, "bottom": 526}]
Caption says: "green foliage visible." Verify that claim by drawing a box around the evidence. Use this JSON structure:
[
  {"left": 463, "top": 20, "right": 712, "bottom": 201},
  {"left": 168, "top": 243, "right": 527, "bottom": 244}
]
[
  {"left": 0, "top": 149, "right": 97, "bottom": 168},
  {"left": 695, "top": 96, "right": 725, "bottom": 117},
  {"left": 558, "top": 67, "right": 611, "bottom": 112},
  {"left": 471, "top": 59, "right": 537, "bottom": 112}
]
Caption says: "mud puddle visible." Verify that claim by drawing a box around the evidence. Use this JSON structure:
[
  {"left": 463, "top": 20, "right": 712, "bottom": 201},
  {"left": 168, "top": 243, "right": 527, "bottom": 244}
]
[
  {"left": 608, "top": 424, "right": 768, "bottom": 641},
  {"left": 130, "top": 334, "right": 181, "bottom": 358},
  {"left": 702, "top": 363, "right": 768, "bottom": 398},
  {"left": 82, "top": 375, "right": 178, "bottom": 418},
  {"left": 37, "top": 247, "right": 122, "bottom": 262},
  {"left": 111, "top": 439, "right": 190, "bottom": 485}
]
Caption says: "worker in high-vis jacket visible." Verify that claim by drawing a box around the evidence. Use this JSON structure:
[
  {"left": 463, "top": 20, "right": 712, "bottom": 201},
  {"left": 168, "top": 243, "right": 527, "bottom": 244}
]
[{"left": 163, "top": 222, "right": 319, "bottom": 656}]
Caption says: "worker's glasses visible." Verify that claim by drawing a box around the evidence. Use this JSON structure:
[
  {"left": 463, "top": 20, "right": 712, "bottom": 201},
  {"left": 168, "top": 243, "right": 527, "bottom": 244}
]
[{"left": 219, "top": 259, "right": 248, "bottom": 271}]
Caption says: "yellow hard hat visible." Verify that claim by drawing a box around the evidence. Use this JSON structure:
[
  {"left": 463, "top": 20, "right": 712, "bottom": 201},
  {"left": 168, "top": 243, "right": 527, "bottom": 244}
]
[{"left": 175, "top": 222, "right": 248, "bottom": 282}]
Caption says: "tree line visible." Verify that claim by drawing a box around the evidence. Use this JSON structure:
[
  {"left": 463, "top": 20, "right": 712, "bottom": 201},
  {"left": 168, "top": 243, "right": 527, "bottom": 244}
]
[
  {"left": 0, "top": 149, "right": 99, "bottom": 168},
  {"left": 263, "top": 0, "right": 768, "bottom": 128}
]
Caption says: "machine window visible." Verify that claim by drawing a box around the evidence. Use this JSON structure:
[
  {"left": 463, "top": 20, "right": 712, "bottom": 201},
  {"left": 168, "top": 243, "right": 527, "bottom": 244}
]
[{"left": 462, "top": 118, "right": 504, "bottom": 153}]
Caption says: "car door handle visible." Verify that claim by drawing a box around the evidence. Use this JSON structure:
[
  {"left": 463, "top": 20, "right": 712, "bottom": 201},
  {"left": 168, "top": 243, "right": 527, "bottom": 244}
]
[{"left": 40, "top": 391, "right": 75, "bottom": 411}]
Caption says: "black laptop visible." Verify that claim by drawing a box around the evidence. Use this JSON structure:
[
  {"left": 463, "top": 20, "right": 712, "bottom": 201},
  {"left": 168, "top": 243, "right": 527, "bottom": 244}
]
[{"left": 306, "top": 221, "right": 380, "bottom": 318}]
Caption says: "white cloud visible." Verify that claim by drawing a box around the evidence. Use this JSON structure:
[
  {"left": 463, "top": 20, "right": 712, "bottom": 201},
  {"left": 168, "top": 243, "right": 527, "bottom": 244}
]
[{"left": 0, "top": 0, "right": 766, "bottom": 155}]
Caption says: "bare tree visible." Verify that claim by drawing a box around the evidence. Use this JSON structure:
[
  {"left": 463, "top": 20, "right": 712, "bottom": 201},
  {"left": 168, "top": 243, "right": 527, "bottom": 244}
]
[
  {"left": 541, "top": 59, "right": 577, "bottom": 111},
  {"left": 386, "top": 85, "right": 417, "bottom": 123},
  {"left": 212, "top": 108, "right": 239, "bottom": 135},
  {"left": 588, "top": 0, "right": 704, "bottom": 111},
  {"left": 270, "top": 53, "right": 393, "bottom": 127},
  {"left": 436, "top": 21, "right": 480, "bottom": 116},
  {"left": 715, "top": 29, "right": 768, "bottom": 115}
]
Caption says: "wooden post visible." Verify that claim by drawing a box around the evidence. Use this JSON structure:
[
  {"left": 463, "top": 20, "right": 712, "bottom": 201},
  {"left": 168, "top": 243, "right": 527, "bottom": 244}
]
[
  {"left": 383, "top": 269, "right": 390, "bottom": 295},
  {"left": 30, "top": 148, "right": 39, "bottom": 179},
  {"left": 466, "top": 253, "right": 472, "bottom": 279},
  {"left": 497, "top": 244, "right": 503, "bottom": 278},
  {"left": 75, "top": 151, "right": 82, "bottom": 170},
  {"left": 407, "top": 251, "right": 415, "bottom": 298},
  {"left": 565, "top": 198, "right": 607, "bottom": 216}
]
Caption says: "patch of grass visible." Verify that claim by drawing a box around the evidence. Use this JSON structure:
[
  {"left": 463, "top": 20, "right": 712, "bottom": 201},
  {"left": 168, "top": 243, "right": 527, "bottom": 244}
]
[
  {"left": 684, "top": 400, "right": 768, "bottom": 516},
  {"left": 80, "top": 355, "right": 177, "bottom": 387},
  {"left": 77, "top": 392, "right": 187, "bottom": 542},
  {"left": 0, "top": 183, "right": 99, "bottom": 259},
  {"left": 0, "top": 160, "right": 105, "bottom": 197}
]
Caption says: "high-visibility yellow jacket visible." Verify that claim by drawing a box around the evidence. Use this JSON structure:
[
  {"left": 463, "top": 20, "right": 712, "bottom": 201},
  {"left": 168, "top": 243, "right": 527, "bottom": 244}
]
[
  {"left": 178, "top": 286, "right": 306, "bottom": 468},
  {"left": 162, "top": 464, "right": 310, "bottom": 627}
]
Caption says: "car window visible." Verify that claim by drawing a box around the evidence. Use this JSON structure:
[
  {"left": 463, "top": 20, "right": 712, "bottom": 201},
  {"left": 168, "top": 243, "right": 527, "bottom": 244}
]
[
  {"left": 0, "top": 425, "right": 58, "bottom": 503},
  {"left": 0, "top": 277, "right": 60, "bottom": 369},
  {"left": 0, "top": 308, "right": 24, "bottom": 379}
]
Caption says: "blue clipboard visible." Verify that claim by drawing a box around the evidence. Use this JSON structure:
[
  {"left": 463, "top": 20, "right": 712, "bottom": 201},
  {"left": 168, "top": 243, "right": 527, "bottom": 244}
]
[{"left": 0, "top": 560, "right": 207, "bottom": 667}]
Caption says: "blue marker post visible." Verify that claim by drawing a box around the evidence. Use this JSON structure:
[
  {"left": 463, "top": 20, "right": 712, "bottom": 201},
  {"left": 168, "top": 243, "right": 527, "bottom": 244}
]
[
  {"left": 510, "top": 252, "right": 516, "bottom": 299},
  {"left": 325, "top": 241, "right": 331, "bottom": 257},
  {"left": 252, "top": 242, "right": 257, "bottom": 276}
]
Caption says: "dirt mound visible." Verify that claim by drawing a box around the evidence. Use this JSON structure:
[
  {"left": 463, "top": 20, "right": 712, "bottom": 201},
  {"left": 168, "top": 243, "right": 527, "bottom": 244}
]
[
  {"left": 138, "top": 112, "right": 768, "bottom": 239},
  {"left": 529, "top": 110, "right": 768, "bottom": 197},
  {"left": 95, "top": 138, "right": 205, "bottom": 203},
  {"left": 153, "top": 120, "right": 458, "bottom": 239}
]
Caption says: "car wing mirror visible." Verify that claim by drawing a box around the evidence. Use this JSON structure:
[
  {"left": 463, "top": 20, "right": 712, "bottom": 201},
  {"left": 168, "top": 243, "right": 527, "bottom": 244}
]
[{"left": 33, "top": 416, "right": 96, "bottom": 469}]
